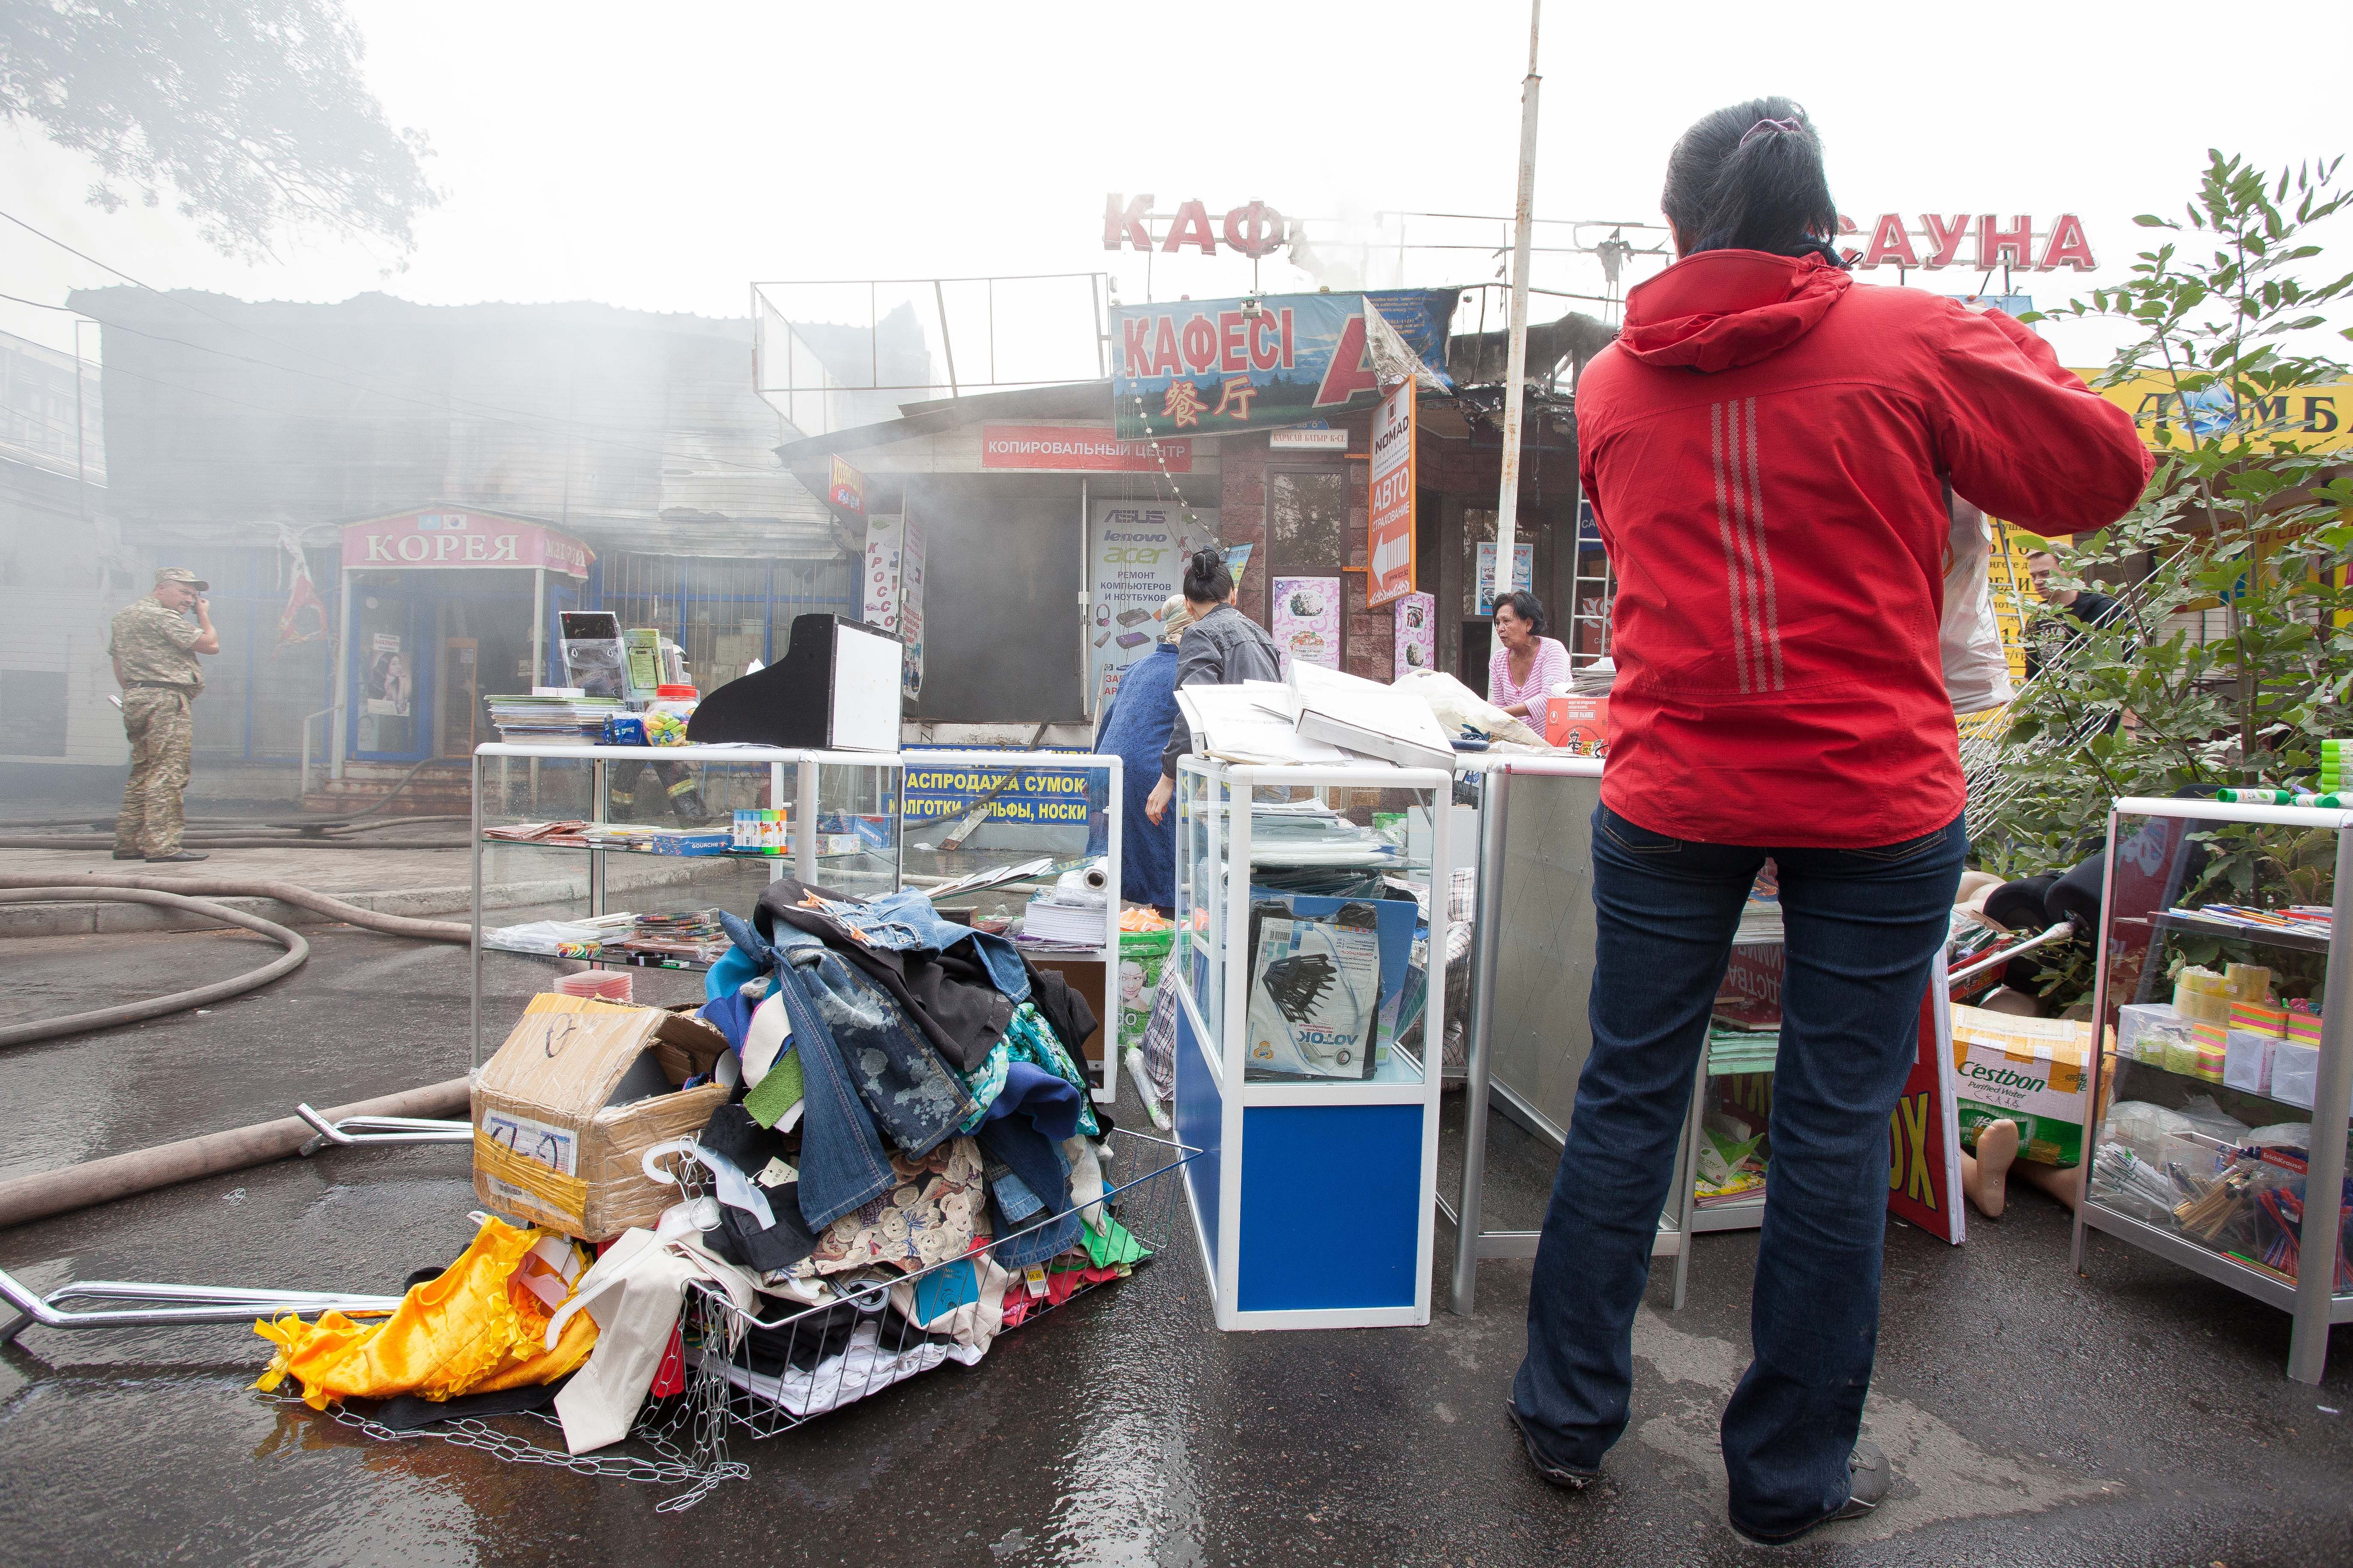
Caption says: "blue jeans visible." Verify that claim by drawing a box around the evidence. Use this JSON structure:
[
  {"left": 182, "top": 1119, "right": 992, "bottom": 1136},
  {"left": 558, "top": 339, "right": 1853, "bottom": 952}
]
[
  {"left": 770, "top": 928, "right": 977, "bottom": 1199},
  {"left": 1511, "top": 804, "right": 1965, "bottom": 1541},
  {"left": 851, "top": 888, "right": 1033, "bottom": 1003}
]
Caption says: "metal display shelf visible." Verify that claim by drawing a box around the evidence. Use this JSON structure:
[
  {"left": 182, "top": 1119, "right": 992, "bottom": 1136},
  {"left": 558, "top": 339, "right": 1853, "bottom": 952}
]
[
  {"left": 471, "top": 743, "right": 903, "bottom": 1068},
  {"left": 470, "top": 743, "right": 1128, "bottom": 1104},
  {"left": 2146, "top": 909, "right": 2332, "bottom": 956},
  {"left": 1443, "top": 755, "right": 1697, "bottom": 1315},
  {"left": 2071, "top": 796, "right": 2353, "bottom": 1384}
]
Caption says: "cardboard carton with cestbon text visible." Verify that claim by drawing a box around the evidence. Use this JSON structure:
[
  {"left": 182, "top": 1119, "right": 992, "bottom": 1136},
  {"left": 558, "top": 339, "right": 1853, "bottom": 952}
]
[{"left": 1948, "top": 1002, "right": 2092, "bottom": 1167}]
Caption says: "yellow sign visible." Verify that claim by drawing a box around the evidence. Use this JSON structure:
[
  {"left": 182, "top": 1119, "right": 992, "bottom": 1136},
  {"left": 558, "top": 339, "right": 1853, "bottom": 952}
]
[{"left": 2086, "top": 373, "right": 2351, "bottom": 453}]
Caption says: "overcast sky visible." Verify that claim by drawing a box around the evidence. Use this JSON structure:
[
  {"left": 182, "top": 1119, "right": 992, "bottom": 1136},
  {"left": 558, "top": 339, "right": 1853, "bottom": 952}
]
[{"left": 2, "top": 0, "right": 2346, "bottom": 376}]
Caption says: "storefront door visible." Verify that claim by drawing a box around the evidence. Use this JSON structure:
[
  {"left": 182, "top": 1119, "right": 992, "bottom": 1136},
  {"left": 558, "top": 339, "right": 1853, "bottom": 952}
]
[
  {"left": 1266, "top": 469, "right": 1350, "bottom": 672},
  {"left": 348, "top": 589, "right": 434, "bottom": 761},
  {"left": 437, "top": 637, "right": 480, "bottom": 757}
]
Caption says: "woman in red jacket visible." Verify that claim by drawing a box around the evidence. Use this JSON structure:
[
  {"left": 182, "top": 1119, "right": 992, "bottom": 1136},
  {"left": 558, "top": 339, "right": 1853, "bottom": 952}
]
[{"left": 1504, "top": 98, "right": 2150, "bottom": 1545}]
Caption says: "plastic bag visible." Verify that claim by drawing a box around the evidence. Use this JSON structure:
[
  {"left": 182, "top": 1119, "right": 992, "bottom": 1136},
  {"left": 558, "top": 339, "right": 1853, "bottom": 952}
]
[
  {"left": 2100, "top": 1099, "right": 2192, "bottom": 1163},
  {"left": 1393, "top": 668, "right": 1546, "bottom": 747},
  {"left": 1942, "top": 497, "right": 2014, "bottom": 714}
]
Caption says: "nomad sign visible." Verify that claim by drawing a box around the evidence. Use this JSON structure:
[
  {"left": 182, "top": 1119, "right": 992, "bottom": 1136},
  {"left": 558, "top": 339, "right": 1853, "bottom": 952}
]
[{"left": 981, "top": 425, "right": 1193, "bottom": 473}]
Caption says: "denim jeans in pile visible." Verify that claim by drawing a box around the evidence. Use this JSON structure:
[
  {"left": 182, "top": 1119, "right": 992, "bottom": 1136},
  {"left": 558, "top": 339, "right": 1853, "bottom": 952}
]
[
  {"left": 1510, "top": 804, "right": 1965, "bottom": 1541},
  {"left": 822, "top": 888, "right": 1033, "bottom": 1003},
  {"left": 768, "top": 928, "right": 977, "bottom": 1229}
]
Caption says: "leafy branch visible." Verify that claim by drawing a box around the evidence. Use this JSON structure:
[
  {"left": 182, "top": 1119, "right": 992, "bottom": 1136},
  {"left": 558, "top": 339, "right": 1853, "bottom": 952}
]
[{"left": 0, "top": 0, "right": 438, "bottom": 262}]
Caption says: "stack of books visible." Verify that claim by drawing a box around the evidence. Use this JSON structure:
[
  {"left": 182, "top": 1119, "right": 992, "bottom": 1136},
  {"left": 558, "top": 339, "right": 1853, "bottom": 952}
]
[
  {"left": 1706, "top": 1026, "right": 1780, "bottom": 1077},
  {"left": 578, "top": 825, "right": 731, "bottom": 856},
  {"left": 615, "top": 909, "right": 731, "bottom": 965},
  {"left": 488, "top": 692, "right": 625, "bottom": 746}
]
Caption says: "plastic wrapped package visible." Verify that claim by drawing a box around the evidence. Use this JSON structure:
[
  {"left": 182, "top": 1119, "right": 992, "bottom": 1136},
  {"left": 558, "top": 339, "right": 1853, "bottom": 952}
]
[
  {"left": 2117, "top": 1002, "right": 2194, "bottom": 1065},
  {"left": 2099, "top": 1100, "right": 2192, "bottom": 1163},
  {"left": 2089, "top": 1141, "right": 2185, "bottom": 1225}
]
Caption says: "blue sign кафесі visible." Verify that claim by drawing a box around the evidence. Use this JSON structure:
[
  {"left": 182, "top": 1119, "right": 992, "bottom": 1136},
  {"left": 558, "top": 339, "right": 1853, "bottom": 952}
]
[{"left": 1111, "top": 288, "right": 1455, "bottom": 440}]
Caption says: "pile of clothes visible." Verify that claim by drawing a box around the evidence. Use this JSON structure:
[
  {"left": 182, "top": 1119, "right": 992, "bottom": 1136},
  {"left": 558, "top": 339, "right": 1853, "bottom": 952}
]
[{"left": 254, "top": 877, "right": 1150, "bottom": 1455}]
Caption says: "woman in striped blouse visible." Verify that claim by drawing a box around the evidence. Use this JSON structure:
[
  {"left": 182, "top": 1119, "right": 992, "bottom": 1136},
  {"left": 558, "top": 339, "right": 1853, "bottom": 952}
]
[{"left": 1487, "top": 589, "right": 1569, "bottom": 721}]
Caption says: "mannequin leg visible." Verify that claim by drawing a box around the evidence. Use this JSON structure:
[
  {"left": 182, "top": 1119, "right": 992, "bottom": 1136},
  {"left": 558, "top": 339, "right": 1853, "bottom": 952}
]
[
  {"left": 1960, "top": 1119, "right": 2020, "bottom": 1219},
  {"left": 2017, "top": 1159, "right": 2082, "bottom": 1212}
]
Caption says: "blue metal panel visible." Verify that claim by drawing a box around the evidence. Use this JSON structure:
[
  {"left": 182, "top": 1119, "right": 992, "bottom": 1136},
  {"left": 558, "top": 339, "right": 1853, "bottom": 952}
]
[
  {"left": 1236, "top": 1104, "right": 1422, "bottom": 1313},
  {"left": 1174, "top": 998, "right": 1223, "bottom": 1280}
]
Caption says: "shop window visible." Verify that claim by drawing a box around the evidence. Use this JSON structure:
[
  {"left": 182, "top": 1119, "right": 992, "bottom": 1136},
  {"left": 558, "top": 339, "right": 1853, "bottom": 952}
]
[{"left": 1268, "top": 470, "right": 1350, "bottom": 671}]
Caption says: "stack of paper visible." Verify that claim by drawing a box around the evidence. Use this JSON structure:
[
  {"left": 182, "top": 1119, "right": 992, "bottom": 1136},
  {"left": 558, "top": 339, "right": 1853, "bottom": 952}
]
[
  {"left": 1018, "top": 888, "right": 1107, "bottom": 948},
  {"left": 487, "top": 693, "right": 624, "bottom": 746},
  {"left": 1283, "top": 661, "right": 1456, "bottom": 770},
  {"left": 1248, "top": 799, "right": 1400, "bottom": 867},
  {"left": 1173, "top": 684, "right": 1352, "bottom": 766}
]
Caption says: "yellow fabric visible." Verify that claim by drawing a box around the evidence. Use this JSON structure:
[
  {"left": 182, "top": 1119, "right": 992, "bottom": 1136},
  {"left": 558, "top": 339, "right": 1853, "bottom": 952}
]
[{"left": 253, "top": 1216, "right": 597, "bottom": 1409}]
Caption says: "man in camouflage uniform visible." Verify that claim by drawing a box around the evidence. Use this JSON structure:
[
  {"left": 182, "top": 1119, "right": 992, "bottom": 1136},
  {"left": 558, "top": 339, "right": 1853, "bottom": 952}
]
[{"left": 110, "top": 567, "right": 219, "bottom": 863}]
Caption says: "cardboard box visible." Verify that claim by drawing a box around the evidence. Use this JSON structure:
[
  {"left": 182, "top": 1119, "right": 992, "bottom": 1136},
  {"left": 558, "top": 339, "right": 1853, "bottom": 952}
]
[
  {"left": 472, "top": 993, "right": 730, "bottom": 1240},
  {"left": 1544, "top": 694, "right": 1609, "bottom": 758},
  {"left": 1948, "top": 1003, "right": 2092, "bottom": 1167}
]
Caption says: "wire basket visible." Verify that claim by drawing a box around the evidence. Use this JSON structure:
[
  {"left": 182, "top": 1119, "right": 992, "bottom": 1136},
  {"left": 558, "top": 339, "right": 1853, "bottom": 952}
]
[
  {"left": 306, "top": 1126, "right": 1196, "bottom": 1511},
  {"left": 681, "top": 1125, "right": 1195, "bottom": 1448}
]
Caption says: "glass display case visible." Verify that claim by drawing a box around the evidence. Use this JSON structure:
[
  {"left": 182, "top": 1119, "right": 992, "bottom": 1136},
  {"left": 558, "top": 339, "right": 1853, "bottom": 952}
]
[
  {"left": 2072, "top": 796, "right": 2353, "bottom": 1383},
  {"left": 898, "top": 748, "right": 1125, "bottom": 1105},
  {"left": 1173, "top": 756, "right": 1455, "bottom": 1329},
  {"left": 469, "top": 744, "right": 902, "bottom": 1065}
]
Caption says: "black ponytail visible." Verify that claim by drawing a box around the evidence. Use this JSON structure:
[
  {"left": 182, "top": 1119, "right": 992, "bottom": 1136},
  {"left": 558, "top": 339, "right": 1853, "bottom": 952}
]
[
  {"left": 1660, "top": 97, "right": 1845, "bottom": 267},
  {"left": 1183, "top": 547, "right": 1233, "bottom": 605}
]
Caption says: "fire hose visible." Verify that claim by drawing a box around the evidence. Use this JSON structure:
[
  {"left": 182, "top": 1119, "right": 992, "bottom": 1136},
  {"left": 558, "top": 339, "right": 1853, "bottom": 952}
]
[
  {"left": 0, "top": 875, "right": 468, "bottom": 1048},
  {"left": 0, "top": 875, "right": 476, "bottom": 1231}
]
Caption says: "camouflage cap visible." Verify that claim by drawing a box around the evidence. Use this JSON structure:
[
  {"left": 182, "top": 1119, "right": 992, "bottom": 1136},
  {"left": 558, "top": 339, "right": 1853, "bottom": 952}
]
[{"left": 154, "top": 567, "right": 210, "bottom": 590}]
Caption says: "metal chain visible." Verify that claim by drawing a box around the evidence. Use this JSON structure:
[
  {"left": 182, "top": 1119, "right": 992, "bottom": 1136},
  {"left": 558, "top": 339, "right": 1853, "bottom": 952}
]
[{"left": 305, "top": 1394, "right": 745, "bottom": 1513}]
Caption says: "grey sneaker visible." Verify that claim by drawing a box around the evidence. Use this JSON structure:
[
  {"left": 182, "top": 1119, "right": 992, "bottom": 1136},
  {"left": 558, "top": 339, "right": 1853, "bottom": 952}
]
[
  {"left": 1506, "top": 1400, "right": 1601, "bottom": 1491},
  {"left": 1830, "top": 1439, "right": 1891, "bottom": 1519},
  {"left": 1730, "top": 1440, "right": 1891, "bottom": 1544},
  {"left": 145, "top": 850, "right": 210, "bottom": 863}
]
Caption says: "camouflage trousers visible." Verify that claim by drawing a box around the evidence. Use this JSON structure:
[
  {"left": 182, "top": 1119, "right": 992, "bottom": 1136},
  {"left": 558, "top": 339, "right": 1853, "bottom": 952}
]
[{"left": 115, "top": 687, "right": 195, "bottom": 857}]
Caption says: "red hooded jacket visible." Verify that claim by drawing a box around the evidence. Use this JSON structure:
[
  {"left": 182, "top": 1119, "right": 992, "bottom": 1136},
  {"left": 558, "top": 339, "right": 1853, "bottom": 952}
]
[{"left": 1578, "top": 250, "right": 2151, "bottom": 847}]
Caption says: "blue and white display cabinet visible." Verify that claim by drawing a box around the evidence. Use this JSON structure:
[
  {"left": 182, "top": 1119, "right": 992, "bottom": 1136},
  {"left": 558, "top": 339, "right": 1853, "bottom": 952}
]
[{"left": 1173, "top": 756, "right": 1456, "bottom": 1329}]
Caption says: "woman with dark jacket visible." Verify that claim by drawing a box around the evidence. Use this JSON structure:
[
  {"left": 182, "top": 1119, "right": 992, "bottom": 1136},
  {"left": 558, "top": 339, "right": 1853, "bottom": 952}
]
[
  {"left": 1503, "top": 99, "right": 2151, "bottom": 1545},
  {"left": 1087, "top": 595, "right": 1193, "bottom": 911},
  {"left": 1144, "top": 547, "right": 1281, "bottom": 826}
]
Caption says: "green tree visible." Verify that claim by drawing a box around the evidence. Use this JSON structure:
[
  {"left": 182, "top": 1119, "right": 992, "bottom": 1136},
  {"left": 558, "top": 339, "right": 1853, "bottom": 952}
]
[
  {"left": 0, "top": 0, "right": 436, "bottom": 260},
  {"left": 1985, "top": 153, "right": 2353, "bottom": 911}
]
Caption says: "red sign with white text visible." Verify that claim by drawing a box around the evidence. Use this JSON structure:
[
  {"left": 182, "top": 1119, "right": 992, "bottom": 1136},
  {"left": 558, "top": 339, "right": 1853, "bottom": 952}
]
[{"left": 980, "top": 425, "right": 1192, "bottom": 473}]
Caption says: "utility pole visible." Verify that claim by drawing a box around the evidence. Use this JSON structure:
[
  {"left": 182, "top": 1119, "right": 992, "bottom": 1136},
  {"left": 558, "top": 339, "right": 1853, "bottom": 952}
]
[{"left": 1490, "top": 2, "right": 1541, "bottom": 613}]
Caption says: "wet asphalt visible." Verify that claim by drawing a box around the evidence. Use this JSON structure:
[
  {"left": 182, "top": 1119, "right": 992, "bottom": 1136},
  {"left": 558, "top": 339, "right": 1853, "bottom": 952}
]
[{"left": 1, "top": 919, "right": 2350, "bottom": 1567}]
